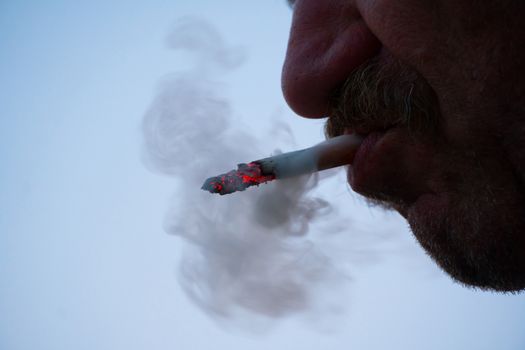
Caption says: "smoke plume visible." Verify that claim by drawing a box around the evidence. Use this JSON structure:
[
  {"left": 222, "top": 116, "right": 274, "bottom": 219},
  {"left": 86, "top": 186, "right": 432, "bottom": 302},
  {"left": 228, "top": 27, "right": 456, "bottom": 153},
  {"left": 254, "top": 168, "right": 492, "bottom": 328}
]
[{"left": 142, "top": 18, "right": 393, "bottom": 327}]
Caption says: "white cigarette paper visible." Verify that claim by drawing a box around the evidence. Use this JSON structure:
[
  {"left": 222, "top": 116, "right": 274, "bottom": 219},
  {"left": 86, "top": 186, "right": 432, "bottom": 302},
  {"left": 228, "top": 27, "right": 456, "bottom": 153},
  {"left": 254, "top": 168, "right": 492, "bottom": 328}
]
[{"left": 257, "top": 133, "right": 364, "bottom": 178}]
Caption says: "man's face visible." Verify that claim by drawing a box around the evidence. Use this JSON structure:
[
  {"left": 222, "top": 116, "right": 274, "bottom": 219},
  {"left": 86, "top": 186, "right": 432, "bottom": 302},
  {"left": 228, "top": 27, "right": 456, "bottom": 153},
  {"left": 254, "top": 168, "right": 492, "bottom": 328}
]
[{"left": 282, "top": 0, "right": 525, "bottom": 291}]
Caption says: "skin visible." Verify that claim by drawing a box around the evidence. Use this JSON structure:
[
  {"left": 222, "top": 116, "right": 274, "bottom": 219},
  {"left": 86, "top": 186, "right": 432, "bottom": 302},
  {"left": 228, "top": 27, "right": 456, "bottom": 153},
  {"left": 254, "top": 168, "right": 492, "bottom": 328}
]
[{"left": 282, "top": 0, "right": 525, "bottom": 291}]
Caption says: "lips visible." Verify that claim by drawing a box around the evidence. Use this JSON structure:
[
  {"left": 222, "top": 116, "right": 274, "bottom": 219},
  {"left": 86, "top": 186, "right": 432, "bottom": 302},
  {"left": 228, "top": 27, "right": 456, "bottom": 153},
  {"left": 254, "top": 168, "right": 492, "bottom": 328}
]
[
  {"left": 348, "top": 128, "right": 398, "bottom": 199},
  {"left": 350, "top": 129, "right": 387, "bottom": 177},
  {"left": 347, "top": 126, "right": 433, "bottom": 211},
  {"left": 352, "top": 131, "right": 386, "bottom": 168}
]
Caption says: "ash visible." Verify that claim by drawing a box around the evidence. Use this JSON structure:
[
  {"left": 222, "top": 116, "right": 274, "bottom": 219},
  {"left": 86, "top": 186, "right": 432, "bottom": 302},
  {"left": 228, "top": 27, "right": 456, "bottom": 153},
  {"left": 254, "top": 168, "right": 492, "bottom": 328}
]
[{"left": 202, "top": 162, "right": 275, "bottom": 195}]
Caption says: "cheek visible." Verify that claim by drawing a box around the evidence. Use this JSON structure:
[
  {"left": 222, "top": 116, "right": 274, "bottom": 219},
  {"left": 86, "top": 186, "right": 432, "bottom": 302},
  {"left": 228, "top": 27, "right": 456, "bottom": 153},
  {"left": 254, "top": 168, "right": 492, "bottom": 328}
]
[{"left": 356, "top": 0, "right": 447, "bottom": 77}]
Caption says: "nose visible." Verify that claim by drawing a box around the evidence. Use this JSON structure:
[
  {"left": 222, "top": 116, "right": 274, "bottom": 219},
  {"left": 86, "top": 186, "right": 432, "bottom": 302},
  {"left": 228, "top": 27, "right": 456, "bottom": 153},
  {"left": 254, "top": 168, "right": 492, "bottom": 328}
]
[{"left": 281, "top": 0, "right": 381, "bottom": 118}]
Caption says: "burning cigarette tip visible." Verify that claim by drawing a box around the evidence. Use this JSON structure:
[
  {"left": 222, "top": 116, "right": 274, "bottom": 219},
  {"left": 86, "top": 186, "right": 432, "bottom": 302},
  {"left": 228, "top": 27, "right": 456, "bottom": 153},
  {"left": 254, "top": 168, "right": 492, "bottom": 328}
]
[{"left": 201, "top": 162, "right": 276, "bottom": 195}]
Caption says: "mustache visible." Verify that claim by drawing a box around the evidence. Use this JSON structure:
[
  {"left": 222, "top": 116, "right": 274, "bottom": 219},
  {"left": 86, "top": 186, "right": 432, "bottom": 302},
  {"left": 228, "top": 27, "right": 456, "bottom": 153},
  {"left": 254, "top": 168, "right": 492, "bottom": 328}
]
[{"left": 325, "top": 57, "right": 441, "bottom": 138}]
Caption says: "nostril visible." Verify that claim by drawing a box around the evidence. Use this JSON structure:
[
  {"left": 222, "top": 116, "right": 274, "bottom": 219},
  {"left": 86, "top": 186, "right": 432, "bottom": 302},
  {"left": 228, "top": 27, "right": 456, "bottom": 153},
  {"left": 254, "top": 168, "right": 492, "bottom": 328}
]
[{"left": 281, "top": 4, "right": 381, "bottom": 118}]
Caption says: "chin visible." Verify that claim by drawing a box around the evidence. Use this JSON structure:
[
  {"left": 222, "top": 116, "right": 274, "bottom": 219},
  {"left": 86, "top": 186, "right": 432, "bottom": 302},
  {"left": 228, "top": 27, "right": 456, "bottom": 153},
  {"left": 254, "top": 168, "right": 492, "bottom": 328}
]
[{"left": 406, "top": 184, "right": 525, "bottom": 292}]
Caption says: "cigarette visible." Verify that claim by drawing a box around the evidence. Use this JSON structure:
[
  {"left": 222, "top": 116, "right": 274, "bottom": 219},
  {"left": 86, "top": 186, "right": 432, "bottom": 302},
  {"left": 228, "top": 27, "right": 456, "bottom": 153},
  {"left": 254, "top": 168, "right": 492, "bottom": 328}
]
[{"left": 201, "top": 134, "right": 363, "bottom": 195}]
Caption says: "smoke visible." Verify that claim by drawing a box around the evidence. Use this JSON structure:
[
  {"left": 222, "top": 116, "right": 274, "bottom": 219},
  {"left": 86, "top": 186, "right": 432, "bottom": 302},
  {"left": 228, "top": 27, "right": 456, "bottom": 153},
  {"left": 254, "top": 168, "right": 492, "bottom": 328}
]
[{"left": 142, "top": 18, "right": 391, "bottom": 328}]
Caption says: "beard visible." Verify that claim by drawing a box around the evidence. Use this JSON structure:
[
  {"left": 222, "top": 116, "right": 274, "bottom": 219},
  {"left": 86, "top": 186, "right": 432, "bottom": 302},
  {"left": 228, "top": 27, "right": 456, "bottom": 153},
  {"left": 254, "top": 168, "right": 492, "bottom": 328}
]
[
  {"left": 326, "top": 55, "right": 525, "bottom": 292},
  {"left": 408, "top": 151, "right": 525, "bottom": 291}
]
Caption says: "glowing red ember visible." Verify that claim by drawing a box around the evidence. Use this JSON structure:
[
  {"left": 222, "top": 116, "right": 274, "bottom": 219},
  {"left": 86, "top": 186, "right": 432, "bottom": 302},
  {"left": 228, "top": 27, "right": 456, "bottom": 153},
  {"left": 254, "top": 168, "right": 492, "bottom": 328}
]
[{"left": 201, "top": 162, "right": 276, "bottom": 195}]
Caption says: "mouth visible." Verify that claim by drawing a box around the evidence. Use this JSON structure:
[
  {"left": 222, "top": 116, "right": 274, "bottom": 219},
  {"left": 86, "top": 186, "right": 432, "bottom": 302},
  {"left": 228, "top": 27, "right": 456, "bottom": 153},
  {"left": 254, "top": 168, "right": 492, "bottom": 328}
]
[
  {"left": 346, "top": 123, "right": 438, "bottom": 218},
  {"left": 345, "top": 122, "right": 395, "bottom": 175},
  {"left": 350, "top": 129, "right": 390, "bottom": 185},
  {"left": 345, "top": 124, "right": 414, "bottom": 206},
  {"left": 352, "top": 130, "right": 387, "bottom": 172}
]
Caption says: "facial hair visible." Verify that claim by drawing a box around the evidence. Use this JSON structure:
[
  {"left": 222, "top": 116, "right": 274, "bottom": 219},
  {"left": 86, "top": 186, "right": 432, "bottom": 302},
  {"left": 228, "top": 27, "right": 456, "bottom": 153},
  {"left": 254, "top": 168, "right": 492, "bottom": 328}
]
[{"left": 326, "top": 55, "right": 525, "bottom": 291}]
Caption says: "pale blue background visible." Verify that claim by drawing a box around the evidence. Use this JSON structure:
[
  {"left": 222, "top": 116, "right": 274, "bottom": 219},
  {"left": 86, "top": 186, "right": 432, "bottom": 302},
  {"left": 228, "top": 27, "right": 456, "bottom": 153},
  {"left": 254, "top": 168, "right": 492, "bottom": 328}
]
[{"left": 1, "top": 1, "right": 524, "bottom": 349}]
